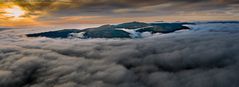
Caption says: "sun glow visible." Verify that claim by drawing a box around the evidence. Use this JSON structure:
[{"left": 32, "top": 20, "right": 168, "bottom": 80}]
[{"left": 3, "top": 6, "right": 26, "bottom": 19}]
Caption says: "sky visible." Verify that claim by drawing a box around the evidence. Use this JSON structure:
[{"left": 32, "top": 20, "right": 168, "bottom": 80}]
[
  {"left": 0, "top": 0, "right": 239, "bottom": 27},
  {"left": 0, "top": 1, "right": 239, "bottom": 87}
]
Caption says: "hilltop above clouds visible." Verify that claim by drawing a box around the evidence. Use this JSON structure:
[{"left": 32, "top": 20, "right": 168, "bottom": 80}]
[{"left": 26, "top": 21, "right": 191, "bottom": 39}]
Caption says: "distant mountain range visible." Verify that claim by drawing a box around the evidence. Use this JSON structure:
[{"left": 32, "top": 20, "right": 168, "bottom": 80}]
[
  {"left": 192, "top": 21, "right": 239, "bottom": 24},
  {"left": 0, "top": 28, "right": 12, "bottom": 31},
  {"left": 26, "top": 21, "right": 192, "bottom": 39},
  {"left": 27, "top": 21, "right": 239, "bottom": 39}
]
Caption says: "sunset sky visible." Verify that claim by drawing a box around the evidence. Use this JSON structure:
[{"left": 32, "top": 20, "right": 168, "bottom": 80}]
[{"left": 0, "top": 0, "right": 238, "bottom": 27}]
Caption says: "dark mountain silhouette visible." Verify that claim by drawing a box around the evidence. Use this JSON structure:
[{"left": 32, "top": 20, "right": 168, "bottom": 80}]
[{"left": 26, "top": 22, "right": 191, "bottom": 39}]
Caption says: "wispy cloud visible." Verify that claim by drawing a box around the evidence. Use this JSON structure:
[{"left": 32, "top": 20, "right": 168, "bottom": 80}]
[{"left": 0, "top": 0, "right": 238, "bottom": 26}]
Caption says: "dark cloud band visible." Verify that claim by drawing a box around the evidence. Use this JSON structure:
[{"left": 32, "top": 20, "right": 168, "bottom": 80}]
[{"left": 1, "top": 0, "right": 239, "bottom": 17}]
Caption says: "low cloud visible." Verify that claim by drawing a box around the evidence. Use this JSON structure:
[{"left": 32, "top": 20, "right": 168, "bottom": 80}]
[{"left": 0, "top": 23, "right": 239, "bottom": 87}]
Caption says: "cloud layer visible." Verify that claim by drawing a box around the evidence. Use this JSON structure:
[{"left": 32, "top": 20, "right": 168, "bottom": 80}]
[
  {"left": 0, "top": 23, "right": 239, "bottom": 87},
  {"left": 14, "top": 0, "right": 239, "bottom": 17},
  {"left": 0, "top": 0, "right": 239, "bottom": 26}
]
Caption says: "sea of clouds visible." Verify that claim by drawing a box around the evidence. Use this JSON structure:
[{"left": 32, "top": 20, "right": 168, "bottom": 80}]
[{"left": 0, "top": 23, "right": 239, "bottom": 87}]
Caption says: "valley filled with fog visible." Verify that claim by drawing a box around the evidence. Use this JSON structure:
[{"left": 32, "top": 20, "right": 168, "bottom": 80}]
[{"left": 0, "top": 22, "right": 239, "bottom": 87}]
